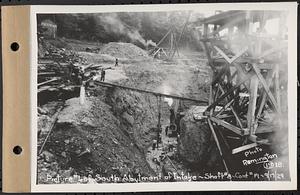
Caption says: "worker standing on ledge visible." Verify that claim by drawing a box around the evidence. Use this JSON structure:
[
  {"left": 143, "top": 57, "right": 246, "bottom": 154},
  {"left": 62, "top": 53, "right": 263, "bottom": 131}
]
[
  {"left": 100, "top": 68, "right": 106, "bottom": 82},
  {"left": 115, "top": 58, "right": 118, "bottom": 67},
  {"left": 152, "top": 139, "right": 157, "bottom": 150},
  {"left": 165, "top": 126, "right": 169, "bottom": 136}
]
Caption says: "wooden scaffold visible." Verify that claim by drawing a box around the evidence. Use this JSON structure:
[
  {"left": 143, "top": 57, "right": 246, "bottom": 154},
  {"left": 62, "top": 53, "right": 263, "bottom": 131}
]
[{"left": 197, "top": 10, "right": 288, "bottom": 172}]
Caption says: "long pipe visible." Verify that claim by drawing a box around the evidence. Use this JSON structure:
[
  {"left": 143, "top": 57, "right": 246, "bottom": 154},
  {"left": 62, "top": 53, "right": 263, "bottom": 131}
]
[{"left": 94, "top": 81, "right": 208, "bottom": 104}]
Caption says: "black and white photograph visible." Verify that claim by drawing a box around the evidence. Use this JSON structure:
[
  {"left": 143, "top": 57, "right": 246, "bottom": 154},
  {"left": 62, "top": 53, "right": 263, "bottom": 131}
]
[{"left": 33, "top": 3, "right": 297, "bottom": 191}]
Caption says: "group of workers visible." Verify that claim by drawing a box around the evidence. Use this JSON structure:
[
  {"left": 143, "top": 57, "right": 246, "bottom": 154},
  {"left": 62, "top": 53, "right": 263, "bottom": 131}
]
[
  {"left": 152, "top": 125, "right": 176, "bottom": 152},
  {"left": 71, "top": 58, "right": 119, "bottom": 84},
  {"left": 151, "top": 107, "right": 180, "bottom": 153}
]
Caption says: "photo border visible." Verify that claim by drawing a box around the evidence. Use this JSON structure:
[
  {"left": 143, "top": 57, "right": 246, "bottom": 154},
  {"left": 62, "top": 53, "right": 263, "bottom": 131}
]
[{"left": 30, "top": 2, "right": 297, "bottom": 192}]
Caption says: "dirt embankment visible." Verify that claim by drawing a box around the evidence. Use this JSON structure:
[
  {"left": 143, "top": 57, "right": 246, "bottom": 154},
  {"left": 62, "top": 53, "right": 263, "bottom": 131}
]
[
  {"left": 178, "top": 107, "right": 223, "bottom": 172},
  {"left": 37, "top": 40, "right": 212, "bottom": 183},
  {"left": 39, "top": 92, "right": 157, "bottom": 184}
]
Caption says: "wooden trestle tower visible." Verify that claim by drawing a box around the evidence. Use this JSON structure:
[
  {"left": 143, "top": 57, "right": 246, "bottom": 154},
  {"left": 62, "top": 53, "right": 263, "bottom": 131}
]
[{"left": 198, "top": 11, "right": 288, "bottom": 172}]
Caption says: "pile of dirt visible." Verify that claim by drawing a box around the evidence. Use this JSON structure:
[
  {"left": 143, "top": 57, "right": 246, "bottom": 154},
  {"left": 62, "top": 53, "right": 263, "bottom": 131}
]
[
  {"left": 177, "top": 106, "right": 222, "bottom": 170},
  {"left": 99, "top": 42, "right": 149, "bottom": 60},
  {"left": 38, "top": 95, "right": 156, "bottom": 184},
  {"left": 106, "top": 88, "right": 159, "bottom": 149}
]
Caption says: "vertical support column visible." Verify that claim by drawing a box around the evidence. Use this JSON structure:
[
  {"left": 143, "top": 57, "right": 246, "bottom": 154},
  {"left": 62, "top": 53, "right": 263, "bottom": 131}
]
[
  {"left": 208, "top": 119, "right": 230, "bottom": 174},
  {"left": 157, "top": 95, "right": 162, "bottom": 147},
  {"left": 169, "top": 31, "right": 173, "bottom": 58},
  {"left": 275, "top": 63, "right": 281, "bottom": 113},
  {"left": 247, "top": 75, "right": 259, "bottom": 135},
  {"left": 80, "top": 84, "right": 85, "bottom": 105},
  {"left": 203, "top": 23, "right": 208, "bottom": 38}
]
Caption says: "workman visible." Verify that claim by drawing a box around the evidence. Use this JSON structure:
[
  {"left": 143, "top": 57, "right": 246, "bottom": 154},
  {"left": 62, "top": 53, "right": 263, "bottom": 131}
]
[
  {"left": 170, "top": 108, "right": 175, "bottom": 124},
  {"left": 100, "top": 69, "right": 106, "bottom": 82},
  {"left": 152, "top": 139, "right": 157, "bottom": 150},
  {"left": 167, "top": 141, "right": 174, "bottom": 152},
  {"left": 115, "top": 58, "right": 119, "bottom": 67},
  {"left": 165, "top": 126, "right": 169, "bottom": 136}
]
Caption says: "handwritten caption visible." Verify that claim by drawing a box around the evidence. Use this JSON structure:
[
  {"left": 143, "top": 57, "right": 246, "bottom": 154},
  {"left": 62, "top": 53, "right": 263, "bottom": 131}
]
[{"left": 46, "top": 170, "right": 286, "bottom": 184}]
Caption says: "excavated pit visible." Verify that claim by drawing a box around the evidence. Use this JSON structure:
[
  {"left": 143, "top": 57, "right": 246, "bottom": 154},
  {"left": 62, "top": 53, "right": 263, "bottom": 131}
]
[{"left": 37, "top": 41, "right": 218, "bottom": 183}]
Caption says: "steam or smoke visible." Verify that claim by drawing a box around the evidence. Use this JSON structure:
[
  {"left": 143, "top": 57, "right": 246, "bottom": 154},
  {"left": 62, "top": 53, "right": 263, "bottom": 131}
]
[
  {"left": 97, "top": 13, "right": 156, "bottom": 47},
  {"left": 158, "top": 83, "right": 173, "bottom": 107},
  {"left": 146, "top": 39, "right": 157, "bottom": 47}
]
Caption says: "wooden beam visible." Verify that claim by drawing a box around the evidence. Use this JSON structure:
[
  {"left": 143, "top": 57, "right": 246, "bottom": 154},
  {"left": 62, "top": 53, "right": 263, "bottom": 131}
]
[
  {"left": 207, "top": 119, "right": 230, "bottom": 173},
  {"left": 202, "top": 41, "right": 213, "bottom": 68},
  {"left": 275, "top": 63, "right": 281, "bottom": 113},
  {"left": 210, "top": 116, "right": 247, "bottom": 135},
  {"left": 37, "top": 78, "right": 59, "bottom": 87},
  {"left": 215, "top": 97, "right": 235, "bottom": 117},
  {"left": 219, "top": 85, "right": 244, "bottom": 129},
  {"left": 214, "top": 45, "right": 248, "bottom": 64},
  {"left": 206, "top": 73, "right": 252, "bottom": 111},
  {"left": 156, "top": 28, "right": 172, "bottom": 48},
  {"left": 252, "top": 63, "right": 279, "bottom": 111},
  {"left": 255, "top": 69, "right": 274, "bottom": 129},
  {"left": 232, "top": 143, "right": 258, "bottom": 154},
  {"left": 247, "top": 75, "right": 259, "bottom": 135},
  {"left": 152, "top": 48, "right": 161, "bottom": 57}
]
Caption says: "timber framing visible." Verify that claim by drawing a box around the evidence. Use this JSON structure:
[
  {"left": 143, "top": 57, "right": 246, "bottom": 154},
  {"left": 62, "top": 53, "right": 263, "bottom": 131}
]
[{"left": 198, "top": 10, "right": 287, "bottom": 157}]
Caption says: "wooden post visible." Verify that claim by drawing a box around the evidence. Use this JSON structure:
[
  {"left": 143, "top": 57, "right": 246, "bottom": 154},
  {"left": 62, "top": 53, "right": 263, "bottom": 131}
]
[
  {"left": 275, "top": 63, "right": 281, "bottom": 113},
  {"left": 207, "top": 119, "right": 230, "bottom": 173},
  {"left": 203, "top": 23, "right": 208, "bottom": 38},
  {"left": 255, "top": 69, "right": 274, "bottom": 124},
  {"left": 252, "top": 64, "right": 279, "bottom": 111},
  {"left": 169, "top": 31, "right": 174, "bottom": 58},
  {"left": 80, "top": 84, "right": 85, "bottom": 105},
  {"left": 247, "top": 75, "right": 259, "bottom": 135},
  {"left": 219, "top": 85, "right": 244, "bottom": 130}
]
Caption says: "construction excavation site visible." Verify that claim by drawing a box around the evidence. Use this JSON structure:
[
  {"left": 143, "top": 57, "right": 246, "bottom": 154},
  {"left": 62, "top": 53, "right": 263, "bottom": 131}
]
[{"left": 36, "top": 10, "right": 290, "bottom": 184}]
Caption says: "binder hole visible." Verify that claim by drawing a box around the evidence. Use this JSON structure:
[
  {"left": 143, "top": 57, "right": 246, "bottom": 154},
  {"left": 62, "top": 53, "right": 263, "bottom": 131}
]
[
  {"left": 10, "top": 42, "right": 19, "bottom": 51},
  {"left": 13, "top": 145, "right": 22, "bottom": 155}
]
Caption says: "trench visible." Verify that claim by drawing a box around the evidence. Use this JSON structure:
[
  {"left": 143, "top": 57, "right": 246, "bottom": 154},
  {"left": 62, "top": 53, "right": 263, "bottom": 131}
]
[{"left": 37, "top": 49, "right": 221, "bottom": 183}]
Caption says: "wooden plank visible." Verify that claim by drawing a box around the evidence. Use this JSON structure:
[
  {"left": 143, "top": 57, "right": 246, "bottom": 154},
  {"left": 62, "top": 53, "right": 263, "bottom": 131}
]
[
  {"left": 215, "top": 97, "right": 235, "bottom": 117},
  {"left": 255, "top": 69, "right": 274, "bottom": 127},
  {"left": 214, "top": 45, "right": 248, "bottom": 64},
  {"left": 206, "top": 73, "right": 252, "bottom": 111},
  {"left": 161, "top": 48, "right": 168, "bottom": 58},
  {"left": 207, "top": 119, "right": 230, "bottom": 174},
  {"left": 210, "top": 116, "right": 246, "bottom": 135},
  {"left": 37, "top": 78, "right": 58, "bottom": 87},
  {"left": 252, "top": 63, "right": 279, "bottom": 111},
  {"left": 275, "top": 63, "right": 281, "bottom": 113},
  {"left": 247, "top": 75, "right": 259, "bottom": 135},
  {"left": 156, "top": 28, "right": 172, "bottom": 48},
  {"left": 219, "top": 85, "right": 244, "bottom": 129},
  {"left": 152, "top": 48, "right": 161, "bottom": 57},
  {"left": 202, "top": 41, "right": 213, "bottom": 68},
  {"left": 232, "top": 143, "right": 258, "bottom": 154},
  {"left": 38, "top": 106, "right": 63, "bottom": 155}
]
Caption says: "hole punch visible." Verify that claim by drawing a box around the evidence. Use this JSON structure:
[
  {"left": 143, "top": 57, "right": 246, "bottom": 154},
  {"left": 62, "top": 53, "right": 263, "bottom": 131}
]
[
  {"left": 13, "top": 145, "right": 22, "bottom": 155},
  {"left": 10, "top": 42, "right": 20, "bottom": 51}
]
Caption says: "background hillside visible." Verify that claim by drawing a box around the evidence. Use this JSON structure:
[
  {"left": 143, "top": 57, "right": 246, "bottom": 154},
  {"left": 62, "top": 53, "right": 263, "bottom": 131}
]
[{"left": 37, "top": 11, "right": 203, "bottom": 50}]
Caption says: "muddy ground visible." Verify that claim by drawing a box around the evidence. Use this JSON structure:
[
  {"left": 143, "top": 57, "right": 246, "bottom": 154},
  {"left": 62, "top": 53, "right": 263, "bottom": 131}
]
[{"left": 37, "top": 39, "right": 215, "bottom": 184}]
